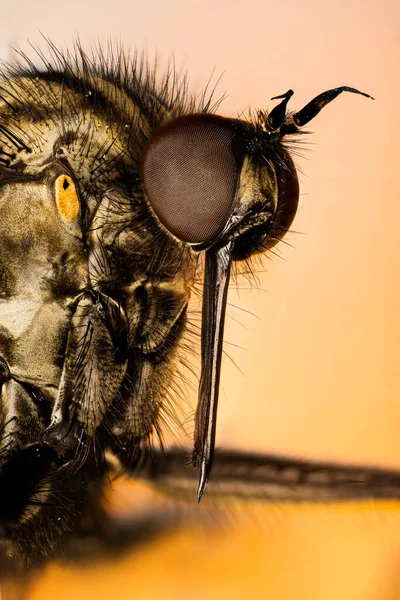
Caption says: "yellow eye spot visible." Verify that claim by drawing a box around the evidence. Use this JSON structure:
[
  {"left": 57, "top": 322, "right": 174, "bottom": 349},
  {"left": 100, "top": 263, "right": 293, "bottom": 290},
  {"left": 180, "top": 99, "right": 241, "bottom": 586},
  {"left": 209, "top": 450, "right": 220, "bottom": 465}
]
[{"left": 55, "top": 175, "right": 79, "bottom": 222}]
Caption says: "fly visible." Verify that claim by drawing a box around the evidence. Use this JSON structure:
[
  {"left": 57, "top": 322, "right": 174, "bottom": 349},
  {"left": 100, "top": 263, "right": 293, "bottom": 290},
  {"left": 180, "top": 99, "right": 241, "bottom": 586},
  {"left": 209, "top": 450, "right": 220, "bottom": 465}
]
[{"left": 0, "top": 42, "right": 396, "bottom": 572}]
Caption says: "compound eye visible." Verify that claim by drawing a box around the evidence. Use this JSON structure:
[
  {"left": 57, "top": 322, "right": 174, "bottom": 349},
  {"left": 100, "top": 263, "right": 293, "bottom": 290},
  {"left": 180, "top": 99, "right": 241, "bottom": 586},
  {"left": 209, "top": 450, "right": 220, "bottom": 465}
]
[{"left": 141, "top": 114, "right": 240, "bottom": 245}]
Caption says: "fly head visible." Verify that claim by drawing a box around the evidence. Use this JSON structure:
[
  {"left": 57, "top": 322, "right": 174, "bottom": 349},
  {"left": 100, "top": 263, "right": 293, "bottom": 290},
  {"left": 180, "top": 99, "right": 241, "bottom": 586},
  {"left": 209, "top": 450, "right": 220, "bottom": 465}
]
[{"left": 141, "top": 86, "right": 373, "bottom": 500}]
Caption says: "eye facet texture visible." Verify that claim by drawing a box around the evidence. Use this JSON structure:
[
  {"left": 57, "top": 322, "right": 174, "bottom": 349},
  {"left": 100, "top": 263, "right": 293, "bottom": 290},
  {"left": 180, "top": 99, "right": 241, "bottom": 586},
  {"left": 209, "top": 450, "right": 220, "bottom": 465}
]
[{"left": 141, "top": 114, "right": 240, "bottom": 244}]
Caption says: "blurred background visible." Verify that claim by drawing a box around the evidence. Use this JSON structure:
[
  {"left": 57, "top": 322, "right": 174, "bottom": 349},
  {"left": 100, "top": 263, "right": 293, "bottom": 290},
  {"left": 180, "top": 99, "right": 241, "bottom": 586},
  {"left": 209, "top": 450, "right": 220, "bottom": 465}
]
[{"left": 1, "top": 0, "right": 399, "bottom": 598}]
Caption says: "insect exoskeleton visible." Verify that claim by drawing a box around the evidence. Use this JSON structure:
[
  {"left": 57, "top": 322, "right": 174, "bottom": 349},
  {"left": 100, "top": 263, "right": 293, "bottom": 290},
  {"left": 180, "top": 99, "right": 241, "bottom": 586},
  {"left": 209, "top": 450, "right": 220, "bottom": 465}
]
[
  {"left": 140, "top": 86, "right": 372, "bottom": 499},
  {"left": 0, "top": 42, "right": 373, "bottom": 565}
]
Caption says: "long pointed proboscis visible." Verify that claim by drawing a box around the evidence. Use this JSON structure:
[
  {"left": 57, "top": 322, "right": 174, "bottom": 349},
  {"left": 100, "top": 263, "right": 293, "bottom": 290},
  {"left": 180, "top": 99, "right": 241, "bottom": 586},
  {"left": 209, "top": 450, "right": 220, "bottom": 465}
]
[
  {"left": 292, "top": 86, "right": 374, "bottom": 127},
  {"left": 193, "top": 241, "right": 233, "bottom": 502}
]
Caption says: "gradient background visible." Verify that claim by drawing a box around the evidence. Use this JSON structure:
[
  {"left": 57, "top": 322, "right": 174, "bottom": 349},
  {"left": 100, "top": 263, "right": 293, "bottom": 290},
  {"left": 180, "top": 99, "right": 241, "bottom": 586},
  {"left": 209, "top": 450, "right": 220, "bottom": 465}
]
[{"left": 0, "top": 0, "right": 399, "bottom": 598}]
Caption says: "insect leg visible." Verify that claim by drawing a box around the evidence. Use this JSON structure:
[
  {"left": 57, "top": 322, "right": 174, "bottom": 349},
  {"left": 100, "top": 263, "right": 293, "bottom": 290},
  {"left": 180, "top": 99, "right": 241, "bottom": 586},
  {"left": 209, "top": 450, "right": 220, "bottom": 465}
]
[
  {"left": 108, "top": 306, "right": 188, "bottom": 466},
  {"left": 135, "top": 448, "right": 400, "bottom": 504},
  {"left": 43, "top": 292, "right": 128, "bottom": 461}
]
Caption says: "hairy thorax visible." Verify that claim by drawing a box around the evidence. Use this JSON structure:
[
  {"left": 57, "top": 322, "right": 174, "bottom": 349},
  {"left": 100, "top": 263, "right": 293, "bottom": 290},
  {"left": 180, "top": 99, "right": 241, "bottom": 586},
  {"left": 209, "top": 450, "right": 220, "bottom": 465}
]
[{"left": 0, "top": 67, "right": 198, "bottom": 554}]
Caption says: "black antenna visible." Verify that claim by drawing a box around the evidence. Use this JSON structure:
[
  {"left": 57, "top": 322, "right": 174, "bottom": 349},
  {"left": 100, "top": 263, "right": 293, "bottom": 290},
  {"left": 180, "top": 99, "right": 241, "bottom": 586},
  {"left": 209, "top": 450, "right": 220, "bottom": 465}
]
[
  {"left": 293, "top": 86, "right": 373, "bottom": 127},
  {"left": 268, "top": 89, "right": 294, "bottom": 130}
]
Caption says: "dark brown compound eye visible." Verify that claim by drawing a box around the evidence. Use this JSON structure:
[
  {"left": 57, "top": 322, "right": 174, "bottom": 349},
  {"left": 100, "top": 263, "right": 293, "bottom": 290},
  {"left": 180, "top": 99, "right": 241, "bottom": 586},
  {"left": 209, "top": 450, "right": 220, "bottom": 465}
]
[{"left": 141, "top": 114, "right": 242, "bottom": 245}]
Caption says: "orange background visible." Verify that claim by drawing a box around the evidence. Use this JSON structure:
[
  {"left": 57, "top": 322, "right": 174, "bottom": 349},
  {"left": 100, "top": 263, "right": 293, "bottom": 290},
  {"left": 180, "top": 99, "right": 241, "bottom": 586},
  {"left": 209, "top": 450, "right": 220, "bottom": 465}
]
[{"left": 0, "top": 0, "right": 400, "bottom": 598}]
